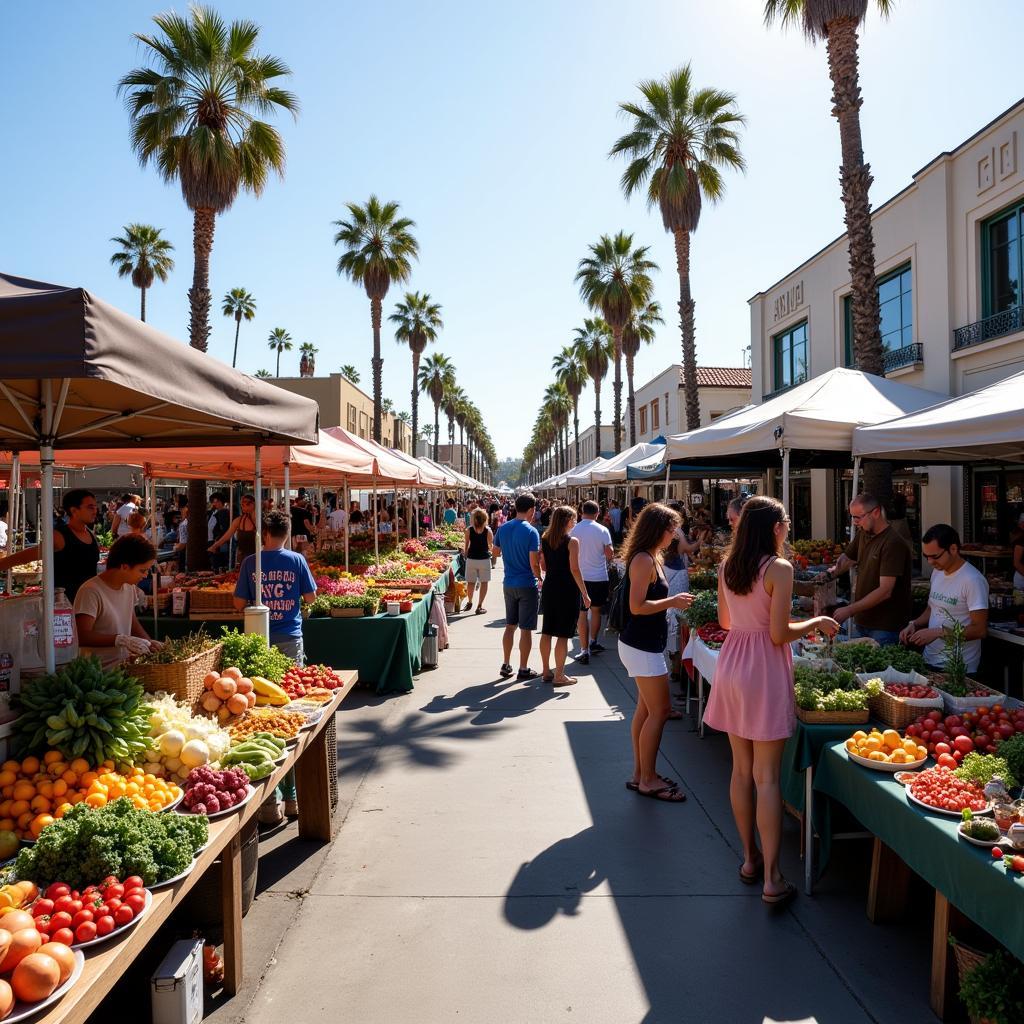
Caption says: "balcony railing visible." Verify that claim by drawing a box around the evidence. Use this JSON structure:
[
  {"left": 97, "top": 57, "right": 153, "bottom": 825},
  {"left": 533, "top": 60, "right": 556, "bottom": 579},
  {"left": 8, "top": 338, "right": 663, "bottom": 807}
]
[
  {"left": 953, "top": 305, "right": 1024, "bottom": 350},
  {"left": 882, "top": 342, "right": 923, "bottom": 373}
]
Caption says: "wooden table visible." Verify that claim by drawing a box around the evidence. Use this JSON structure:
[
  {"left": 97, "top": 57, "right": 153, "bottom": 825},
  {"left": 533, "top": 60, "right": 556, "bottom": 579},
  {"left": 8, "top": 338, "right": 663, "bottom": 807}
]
[{"left": 34, "top": 672, "right": 357, "bottom": 1024}]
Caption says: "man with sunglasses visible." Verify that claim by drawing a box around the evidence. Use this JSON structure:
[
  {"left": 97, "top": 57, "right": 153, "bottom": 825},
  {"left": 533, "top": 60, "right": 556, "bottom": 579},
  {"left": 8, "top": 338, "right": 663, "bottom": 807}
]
[
  {"left": 826, "top": 493, "right": 912, "bottom": 644},
  {"left": 899, "top": 524, "right": 989, "bottom": 672}
]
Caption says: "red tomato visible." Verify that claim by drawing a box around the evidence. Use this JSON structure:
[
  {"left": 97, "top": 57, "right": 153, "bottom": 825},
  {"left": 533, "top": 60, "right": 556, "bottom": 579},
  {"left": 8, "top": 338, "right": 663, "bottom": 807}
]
[
  {"left": 34, "top": 915, "right": 52, "bottom": 935},
  {"left": 71, "top": 910, "right": 94, "bottom": 929},
  {"left": 50, "top": 911, "right": 73, "bottom": 932},
  {"left": 53, "top": 896, "right": 75, "bottom": 915},
  {"left": 51, "top": 928, "right": 74, "bottom": 946},
  {"left": 953, "top": 736, "right": 974, "bottom": 754},
  {"left": 103, "top": 883, "right": 124, "bottom": 900},
  {"left": 45, "top": 883, "right": 70, "bottom": 902},
  {"left": 32, "top": 899, "right": 54, "bottom": 919},
  {"left": 934, "top": 742, "right": 952, "bottom": 756},
  {"left": 67, "top": 900, "right": 82, "bottom": 916},
  {"left": 105, "top": 898, "right": 122, "bottom": 914},
  {"left": 113, "top": 905, "right": 134, "bottom": 926},
  {"left": 123, "top": 876, "right": 144, "bottom": 892},
  {"left": 937, "top": 753, "right": 958, "bottom": 769},
  {"left": 95, "top": 915, "right": 115, "bottom": 937},
  {"left": 102, "top": 875, "right": 119, "bottom": 887},
  {"left": 124, "top": 893, "right": 146, "bottom": 915},
  {"left": 74, "top": 920, "right": 97, "bottom": 943}
]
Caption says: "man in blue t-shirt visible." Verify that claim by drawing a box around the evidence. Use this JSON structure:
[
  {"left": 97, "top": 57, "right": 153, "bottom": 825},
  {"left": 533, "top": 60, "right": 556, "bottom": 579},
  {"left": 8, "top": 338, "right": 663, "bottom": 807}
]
[
  {"left": 233, "top": 509, "right": 317, "bottom": 664},
  {"left": 492, "top": 492, "right": 541, "bottom": 680}
]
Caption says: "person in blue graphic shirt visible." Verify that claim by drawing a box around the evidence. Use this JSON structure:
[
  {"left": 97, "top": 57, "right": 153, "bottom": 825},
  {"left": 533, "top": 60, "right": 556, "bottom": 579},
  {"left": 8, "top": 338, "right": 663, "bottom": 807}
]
[
  {"left": 492, "top": 492, "right": 542, "bottom": 681},
  {"left": 233, "top": 509, "right": 317, "bottom": 825}
]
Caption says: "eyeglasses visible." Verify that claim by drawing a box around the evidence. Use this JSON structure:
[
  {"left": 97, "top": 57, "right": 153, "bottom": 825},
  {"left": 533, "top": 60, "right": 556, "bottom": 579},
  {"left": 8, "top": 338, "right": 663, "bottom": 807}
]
[
  {"left": 851, "top": 508, "right": 877, "bottom": 521},
  {"left": 923, "top": 550, "right": 948, "bottom": 562}
]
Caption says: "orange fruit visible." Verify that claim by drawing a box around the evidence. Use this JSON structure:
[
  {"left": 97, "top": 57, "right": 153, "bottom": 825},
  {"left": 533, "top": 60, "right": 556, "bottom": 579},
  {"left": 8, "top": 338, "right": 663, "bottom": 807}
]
[
  {"left": 11, "top": 783, "right": 34, "bottom": 803},
  {"left": 868, "top": 751, "right": 888, "bottom": 762},
  {"left": 18, "top": 758, "right": 38, "bottom": 777},
  {"left": 79, "top": 772, "right": 97, "bottom": 788},
  {"left": 42, "top": 752, "right": 61, "bottom": 766},
  {"left": 35, "top": 781, "right": 53, "bottom": 800},
  {"left": 51, "top": 780, "right": 67, "bottom": 798},
  {"left": 15, "top": 813, "right": 33, "bottom": 831},
  {"left": 28, "top": 797, "right": 50, "bottom": 814},
  {"left": 0, "top": 773, "right": 16, "bottom": 790},
  {"left": 1, "top": 762, "right": 19, "bottom": 774},
  {"left": 47, "top": 761, "right": 67, "bottom": 778},
  {"left": 69, "top": 759, "right": 90, "bottom": 776},
  {"left": 53, "top": 803, "right": 72, "bottom": 820},
  {"left": 85, "top": 793, "right": 106, "bottom": 809},
  {"left": 29, "top": 815, "right": 53, "bottom": 839},
  {"left": 60, "top": 770, "right": 78, "bottom": 787},
  {"left": 0, "top": 820, "right": 14, "bottom": 834},
  {"left": 8, "top": 802, "right": 28, "bottom": 820}
]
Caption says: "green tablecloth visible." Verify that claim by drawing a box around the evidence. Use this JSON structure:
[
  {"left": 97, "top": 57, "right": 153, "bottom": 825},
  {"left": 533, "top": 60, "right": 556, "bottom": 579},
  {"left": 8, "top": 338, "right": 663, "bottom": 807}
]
[
  {"left": 141, "top": 570, "right": 451, "bottom": 696},
  {"left": 814, "top": 741, "right": 1024, "bottom": 960},
  {"left": 780, "top": 721, "right": 854, "bottom": 813}
]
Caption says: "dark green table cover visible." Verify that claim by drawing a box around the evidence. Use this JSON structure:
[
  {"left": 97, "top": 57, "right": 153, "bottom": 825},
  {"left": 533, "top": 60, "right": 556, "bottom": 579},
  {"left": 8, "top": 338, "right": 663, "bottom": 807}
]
[
  {"left": 780, "top": 721, "right": 854, "bottom": 813},
  {"left": 814, "top": 741, "right": 1024, "bottom": 959},
  {"left": 140, "top": 571, "right": 451, "bottom": 696}
]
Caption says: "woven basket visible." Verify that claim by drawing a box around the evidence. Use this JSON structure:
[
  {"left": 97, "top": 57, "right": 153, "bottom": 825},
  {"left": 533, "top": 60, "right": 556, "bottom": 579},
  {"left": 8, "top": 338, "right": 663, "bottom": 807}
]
[
  {"left": 796, "top": 706, "right": 869, "bottom": 725},
  {"left": 126, "top": 643, "right": 223, "bottom": 704},
  {"left": 855, "top": 669, "right": 944, "bottom": 729},
  {"left": 187, "top": 588, "right": 236, "bottom": 612},
  {"left": 330, "top": 607, "right": 365, "bottom": 618},
  {"left": 950, "top": 939, "right": 994, "bottom": 1024}
]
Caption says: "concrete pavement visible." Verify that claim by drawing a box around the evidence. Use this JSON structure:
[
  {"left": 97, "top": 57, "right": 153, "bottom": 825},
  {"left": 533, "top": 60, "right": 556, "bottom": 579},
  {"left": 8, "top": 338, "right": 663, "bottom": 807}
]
[{"left": 234, "top": 566, "right": 939, "bottom": 1024}]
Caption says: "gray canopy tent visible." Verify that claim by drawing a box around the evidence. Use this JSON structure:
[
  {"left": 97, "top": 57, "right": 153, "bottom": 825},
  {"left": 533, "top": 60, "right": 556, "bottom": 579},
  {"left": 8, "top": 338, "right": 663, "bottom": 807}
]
[{"left": 0, "top": 272, "right": 320, "bottom": 669}]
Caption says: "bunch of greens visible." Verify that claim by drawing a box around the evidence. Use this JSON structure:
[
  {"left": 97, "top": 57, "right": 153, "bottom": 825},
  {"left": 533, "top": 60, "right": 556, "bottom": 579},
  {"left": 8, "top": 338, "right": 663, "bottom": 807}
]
[
  {"left": 95, "top": 528, "right": 114, "bottom": 549},
  {"left": 793, "top": 665, "right": 880, "bottom": 712},
  {"left": 218, "top": 628, "right": 293, "bottom": 682},
  {"left": 305, "top": 592, "right": 381, "bottom": 616},
  {"left": 939, "top": 612, "right": 969, "bottom": 695},
  {"left": 996, "top": 734, "right": 1024, "bottom": 791},
  {"left": 956, "top": 945, "right": 1024, "bottom": 1024},
  {"left": 14, "top": 656, "right": 152, "bottom": 764},
  {"left": 829, "top": 642, "right": 926, "bottom": 675},
  {"left": 14, "top": 797, "right": 208, "bottom": 887},
  {"left": 132, "top": 630, "right": 217, "bottom": 665},
  {"left": 683, "top": 590, "right": 719, "bottom": 629},
  {"left": 954, "top": 751, "right": 1017, "bottom": 789}
]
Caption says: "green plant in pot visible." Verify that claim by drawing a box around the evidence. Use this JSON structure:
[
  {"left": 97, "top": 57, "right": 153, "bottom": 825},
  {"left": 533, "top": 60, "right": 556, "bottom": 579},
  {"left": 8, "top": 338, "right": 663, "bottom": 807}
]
[
  {"left": 955, "top": 945, "right": 1024, "bottom": 1024},
  {"left": 939, "top": 611, "right": 970, "bottom": 697}
]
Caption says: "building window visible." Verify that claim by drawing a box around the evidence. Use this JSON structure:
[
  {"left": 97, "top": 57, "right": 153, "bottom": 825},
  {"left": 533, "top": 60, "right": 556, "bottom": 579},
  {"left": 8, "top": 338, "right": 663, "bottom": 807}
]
[
  {"left": 639, "top": 405, "right": 648, "bottom": 435},
  {"left": 358, "top": 411, "right": 368, "bottom": 438},
  {"left": 664, "top": 392, "right": 670, "bottom": 425},
  {"left": 843, "top": 263, "right": 912, "bottom": 366},
  {"left": 772, "top": 320, "right": 808, "bottom": 391},
  {"left": 651, "top": 398, "right": 660, "bottom": 431},
  {"left": 346, "top": 403, "right": 357, "bottom": 433},
  {"left": 983, "top": 203, "right": 1023, "bottom": 317}
]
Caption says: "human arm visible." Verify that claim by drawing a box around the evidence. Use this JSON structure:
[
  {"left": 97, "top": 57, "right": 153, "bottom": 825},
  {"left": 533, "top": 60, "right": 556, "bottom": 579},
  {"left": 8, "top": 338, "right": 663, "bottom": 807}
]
[
  {"left": 302, "top": 591, "right": 317, "bottom": 604},
  {"left": 110, "top": 512, "right": 123, "bottom": 536},
  {"left": 908, "top": 608, "right": 988, "bottom": 647},
  {"left": 675, "top": 531, "right": 700, "bottom": 555},
  {"left": 232, "top": 560, "right": 255, "bottom": 610},
  {"left": 899, "top": 604, "right": 932, "bottom": 644},
  {"left": 568, "top": 538, "right": 591, "bottom": 609},
  {"left": 627, "top": 552, "right": 692, "bottom": 616},
  {"left": 529, "top": 549, "right": 542, "bottom": 583},
  {"left": 463, "top": 528, "right": 471, "bottom": 555},
  {"left": 828, "top": 552, "right": 855, "bottom": 578},
  {"left": 764, "top": 558, "right": 839, "bottom": 645},
  {"left": 834, "top": 575, "right": 896, "bottom": 625},
  {"left": 717, "top": 561, "right": 731, "bottom": 631},
  {"left": 210, "top": 515, "right": 240, "bottom": 553}
]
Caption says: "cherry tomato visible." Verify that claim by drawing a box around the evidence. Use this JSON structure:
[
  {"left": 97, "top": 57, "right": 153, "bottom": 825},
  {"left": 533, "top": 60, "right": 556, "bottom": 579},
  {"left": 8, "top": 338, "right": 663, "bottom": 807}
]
[
  {"left": 50, "top": 911, "right": 73, "bottom": 932},
  {"left": 103, "top": 883, "right": 124, "bottom": 900},
  {"left": 52, "top": 927, "right": 75, "bottom": 946},
  {"left": 32, "top": 899, "right": 54, "bottom": 918},
  {"left": 95, "top": 915, "right": 115, "bottom": 937},
  {"left": 123, "top": 876, "right": 144, "bottom": 892},
  {"left": 74, "top": 920, "right": 97, "bottom": 943},
  {"left": 34, "top": 915, "right": 52, "bottom": 935},
  {"left": 102, "top": 875, "right": 119, "bottom": 887},
  {"left": 53, "top": 895, "right": 75, "bottom": 915},
  {"left": 93, "top": 903, "right": 109, "bottom": 918},
  {"left": 71, "top": 909, "right": 94, "bottom": 928},
  {"left": 993, "top": 846, "right": 1005, "bottom": 858},
  {"left": 105, "top": 898, "right": 122, "bottom": 914},
  {"left": 124, "top": 893, "right": 146, "bottom": 915},
  {"left": 67, "top": 899, "right": 83, "bottom": 916},
  {"left": 45, "top": 883, "right": 70, "bottom": 902},
  {"left": 114, "top": 905, "right": 134, "bottom": 926}
]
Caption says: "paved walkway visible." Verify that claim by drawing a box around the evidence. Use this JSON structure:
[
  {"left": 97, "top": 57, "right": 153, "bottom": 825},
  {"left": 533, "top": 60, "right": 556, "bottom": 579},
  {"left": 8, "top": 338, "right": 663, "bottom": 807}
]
[{"left": 237, "top": 566, "right": 941, "bottom": 1024}]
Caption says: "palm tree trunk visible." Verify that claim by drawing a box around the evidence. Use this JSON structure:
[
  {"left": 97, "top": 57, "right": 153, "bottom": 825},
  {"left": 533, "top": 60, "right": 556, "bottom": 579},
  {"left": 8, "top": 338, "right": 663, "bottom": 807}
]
[
  {"left": 674, "top": 229, "right": 701, "bottom": 432},
  {"left": 232, "top": 315, "right": 242, "bottom": 368},
  {"left": 593, "top": 376, "right": 602, "bottom": 461},
  {"left": 459, "top": 425, "right": 465, "bottom": 475},
  {"left": 140, "top": 285, "right": 147, "bottom": 323},
  {"left": 433, "top": 403, "right": 440, "bottom": 461},
  {"left": 411, "top": 352, "right": 421, "bottom": 456},
  {"left": 825, "top": 15, "right": 889, "bottom": 504},
  {"left": 572, "top": 398, "right": 580, "bottom": 469},
  {"left": 371, "top": 297, "right": 383, "bottom": 442},
  {"left": 612, "top": 328, "right": 624, "bottom": 455},
  {"left": 626, "top": 352, "right": 636, "bottom": 447},
  {"left": 186, "top": 206, "right": 216, "bottom": 573},
  {"left": 188, "top": 207, "right": 215, "bottom": 352},
  {"left": 276, "top": 348, "right": 281, "bottom": 377}
]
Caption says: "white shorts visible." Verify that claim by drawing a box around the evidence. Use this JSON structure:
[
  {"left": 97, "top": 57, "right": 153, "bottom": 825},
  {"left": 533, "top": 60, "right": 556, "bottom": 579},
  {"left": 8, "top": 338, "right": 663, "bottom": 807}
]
[
  {"left": 465, "top": 558, "right": 492, "bottom": 584},
  {"left": 617, "top": 638, "right": 669, "bottom": 678}
]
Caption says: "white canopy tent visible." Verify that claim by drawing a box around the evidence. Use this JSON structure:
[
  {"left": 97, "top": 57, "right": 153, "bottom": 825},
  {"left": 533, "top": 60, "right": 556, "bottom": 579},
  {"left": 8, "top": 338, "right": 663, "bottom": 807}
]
[
  {"left": 852, "top": 368, "right": 1024, "bottom": 464},
  {"left": 591, "top": 442, "right": 666, "bottom": 484},
  {"left": 562, "top": 456, "right": 612, "bottom": 488}
]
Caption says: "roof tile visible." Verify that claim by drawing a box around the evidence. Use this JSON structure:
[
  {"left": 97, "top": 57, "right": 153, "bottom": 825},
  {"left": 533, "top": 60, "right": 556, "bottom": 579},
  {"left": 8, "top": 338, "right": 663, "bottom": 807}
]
[{"left": 681, "top": 366, "right": 752, "bottom": 389}]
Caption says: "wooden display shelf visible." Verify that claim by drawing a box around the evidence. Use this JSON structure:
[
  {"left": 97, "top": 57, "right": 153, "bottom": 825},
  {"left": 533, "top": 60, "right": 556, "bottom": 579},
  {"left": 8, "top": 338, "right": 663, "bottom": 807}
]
[{"left": 33, "top": 671, "right": 357, "bottom": 1024}]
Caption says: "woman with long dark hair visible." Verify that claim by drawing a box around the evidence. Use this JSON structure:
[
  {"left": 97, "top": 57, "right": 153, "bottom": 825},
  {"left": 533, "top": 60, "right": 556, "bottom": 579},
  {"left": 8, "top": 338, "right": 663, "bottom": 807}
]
[
  {"left": 539, "top": 506, "right": 591, "bottom": 685},
  {"left": 618, "top": 503, "right": 694, "bottom": 802},
  {"left": 703, "top": 496, "right": 838, "bottom": 906}
]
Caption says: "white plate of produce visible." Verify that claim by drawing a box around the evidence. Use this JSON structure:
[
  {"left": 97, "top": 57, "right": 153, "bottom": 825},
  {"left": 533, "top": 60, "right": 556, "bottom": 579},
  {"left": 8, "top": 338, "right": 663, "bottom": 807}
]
[
  {"left": 149, "top": 857, "right": 196, "bottom": 890},
  {"left": 957, "top": 822, "right": 1002, "bottom": 847},
  {"left": 906, "top": 789, "right": 992, "bottom": 818},
  {"left": 848, "top": 749, "right": 928, "bottom": 773},
  {"left": 894, "top": 771, "right": 922, "bottom": 786},
  {"left": 159, "top": 790, "right": 185, "bottom": 813},
  {"left": 5, "top": 949, "right": 85, "bottom": 1024},
  {"left": 74, "top": 888, "right": 153, "bottom": 949},
  {"left": 179, "top": 784, "right": 256, "bottom": 821}
]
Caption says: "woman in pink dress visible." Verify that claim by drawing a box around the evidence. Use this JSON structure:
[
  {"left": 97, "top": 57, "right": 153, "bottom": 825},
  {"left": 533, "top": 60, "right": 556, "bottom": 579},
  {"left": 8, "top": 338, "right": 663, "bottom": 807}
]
[{"left": 703, "top": 496, "right": 838, "bottom": 906}]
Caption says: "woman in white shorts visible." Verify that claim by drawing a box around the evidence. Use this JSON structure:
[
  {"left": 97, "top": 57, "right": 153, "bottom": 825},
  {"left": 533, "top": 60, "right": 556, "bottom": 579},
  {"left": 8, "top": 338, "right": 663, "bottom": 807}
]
[{"left": 463, "top": 508, "right": 493, "bottom": 614}]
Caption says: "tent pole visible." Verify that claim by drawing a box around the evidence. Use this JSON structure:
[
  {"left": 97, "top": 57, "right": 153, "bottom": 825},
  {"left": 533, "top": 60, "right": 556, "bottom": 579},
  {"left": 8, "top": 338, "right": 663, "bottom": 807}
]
[
  {"left": 40, "top": 379, "right": 56, "bottom": 673},
  {"left": 5, "top": 451, "right": 19, "bottom": 594},
  {"left": 373, "top": 477, "right": 379, "bottom": 564},
  {"left": 782, "top": 448, "right": 791, "bottom": 514},
  {"left": 148, "top": 475, "right": 160, "bottom": 641},
  {"left": 664, "top": 462, "right": 671, "bottom": 503},
  {"left": 852, "top": 456, "right": 862, "bottom": 498},
  {"left": 283, "top": 462, "right": 291, "bottom": 546},
  {"left": 343, "top": 480, "right": 350, "bottom": 571}
]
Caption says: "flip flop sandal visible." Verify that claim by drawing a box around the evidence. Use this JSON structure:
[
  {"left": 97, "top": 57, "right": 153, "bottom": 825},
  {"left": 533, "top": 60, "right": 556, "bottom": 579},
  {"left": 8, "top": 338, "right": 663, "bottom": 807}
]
[
  {"left": 499, "top": 664, "right": 513, "bottom": 678},
  {"left": 541, "top": 672, "right": 555, "bottom": 683},
  {"left": 517, "top": 668, "right": 538, "bottom": 681},
  {"left": 739, "top": 862, "right": 763, "bottom": 885},
  {"left": 635, "top": 785, "right": 686, "bottom": 803},
  {"left": 552, "top": 678, "right": 577, "bottom": 686},
  {"left": 761, "top": 881, "right": 797, "bottom": 906},
  {"left": 626, "top": 774, "right": 677, "bottom": 792},
  {"left": 475, "top": 607, "right": 486, "bottom": 614},
  {"left": 667, "top": 709, "right": 684, "bottom": 720}
]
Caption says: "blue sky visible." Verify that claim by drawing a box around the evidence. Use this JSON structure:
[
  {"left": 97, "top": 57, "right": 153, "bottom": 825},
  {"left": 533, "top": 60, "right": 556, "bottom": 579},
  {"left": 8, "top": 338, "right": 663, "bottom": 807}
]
[{"left": 3, "top": 1, "right": 1023, "bottom": 459}]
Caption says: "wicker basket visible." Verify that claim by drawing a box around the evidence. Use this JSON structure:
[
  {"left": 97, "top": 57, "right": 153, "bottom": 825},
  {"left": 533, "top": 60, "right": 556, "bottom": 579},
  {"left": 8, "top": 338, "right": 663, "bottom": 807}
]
[
  {"left": 950, "top": 939, "right": 994, "bottom": 1024},
  {"left": 126, "top": 643, "right": 223, "bottom": 704},
  {"left": 796, "top": 706, "right": 869, "bottom": 725},
  {"left": 326, "top": 711, "right": 338, "bottom": 810},
  {"left": 187, "top": 588, "right": 236, "bottom": 612},
  {"left": 854, "top": 669, "right": 944, "bottom": 729},
  {"left": 330, "top": 607, "right": 365, "bottom": 618}
]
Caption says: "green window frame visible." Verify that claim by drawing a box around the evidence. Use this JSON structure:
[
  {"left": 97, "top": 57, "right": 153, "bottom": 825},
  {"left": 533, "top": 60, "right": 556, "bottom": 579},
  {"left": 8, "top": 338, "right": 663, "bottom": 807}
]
[
  {"left": 843, "top": 262, "right": 913, "bottom": 367},
  {"left": 981, "top": 202, "right": 1024, "bottom": 318},
  {"left": 772, "top": 320, "right": 808, "bottom": 391}
]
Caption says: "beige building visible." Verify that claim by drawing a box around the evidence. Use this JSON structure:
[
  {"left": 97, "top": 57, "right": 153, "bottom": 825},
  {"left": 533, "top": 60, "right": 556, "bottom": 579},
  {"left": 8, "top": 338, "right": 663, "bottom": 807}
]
[
  {"left": 576, "top": 424, "right": 616, "bottom": 465},
  {"left": 749, "top": 98, "right": 1024, "bottom": 545},
  {"left": 271, "top": 373, "right": 412, "bottom": 453}
]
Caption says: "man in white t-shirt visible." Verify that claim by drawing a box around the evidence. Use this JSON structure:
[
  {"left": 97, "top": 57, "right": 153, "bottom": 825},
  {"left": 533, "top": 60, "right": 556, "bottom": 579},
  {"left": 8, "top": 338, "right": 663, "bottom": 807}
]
[
  {"left": 328, "top": 505, "right": 347, "bottom": 532},
  {"left": 113, "top": 493, "right": 141, "bottom": 537},
  {"left": 571, "top": 500, "right": 614, "bottom": 664},
  {"left": 899, "top": 523, "right": 989, "bottom": 672}
]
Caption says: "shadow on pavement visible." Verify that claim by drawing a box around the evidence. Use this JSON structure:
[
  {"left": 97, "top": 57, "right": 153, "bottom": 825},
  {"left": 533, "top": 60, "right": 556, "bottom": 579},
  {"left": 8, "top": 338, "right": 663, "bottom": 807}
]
[{"left": 420, "top": 677, "right": 572, "bottom": 724}]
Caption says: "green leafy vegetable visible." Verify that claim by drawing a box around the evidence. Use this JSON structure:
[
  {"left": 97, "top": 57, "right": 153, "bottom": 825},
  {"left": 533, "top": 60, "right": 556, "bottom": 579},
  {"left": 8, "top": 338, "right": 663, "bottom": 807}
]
[
  {"left": 954, "top": 751, "right": 1017, "bottom": 789},
  {"left": 218, "top": 628, "right": 293, "bottom": 682},
  {"left": 829, "top": 642, "right": 926, "bottom": 675},
  {"left": 683, "top": 590, "right": 718, "bottom": 629},
  {"left": 955, "top": 946, "right": 1024, "bottom": 1024},
  {"left": 793, "top": 664, "right": 879, "bottom": 712},
  {"left": 132, "top": 630, "right": 218, "bottom": 665}
]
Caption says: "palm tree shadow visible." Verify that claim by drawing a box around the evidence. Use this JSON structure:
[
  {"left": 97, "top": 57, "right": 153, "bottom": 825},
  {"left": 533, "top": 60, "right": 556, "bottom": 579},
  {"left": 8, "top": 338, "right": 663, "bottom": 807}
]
[{"left": 420, "top": 679, "right": 571, "bottom": 725}]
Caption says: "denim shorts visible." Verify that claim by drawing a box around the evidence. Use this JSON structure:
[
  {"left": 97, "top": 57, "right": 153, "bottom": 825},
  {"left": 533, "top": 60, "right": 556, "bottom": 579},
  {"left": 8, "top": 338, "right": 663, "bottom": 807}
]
[
  {"left": 504, "top": 585, "right": 539, "bottom": 631},
  {"left": 273, "top": 635, "right": 305, "bottom": 667}
]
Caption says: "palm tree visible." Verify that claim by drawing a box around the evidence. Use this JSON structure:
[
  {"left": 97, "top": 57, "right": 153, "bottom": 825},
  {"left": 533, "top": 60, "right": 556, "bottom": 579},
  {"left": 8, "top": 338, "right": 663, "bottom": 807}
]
[
  {"left": 222, "top": 288, "right": 256, "bottom": 368},
  {"left": 120, "top": 6, "right": 297, "bottom": 573},
  {"left": 622, "top": 301, "right": 665, "bottom": 445},
  {"left": 110, "top": 224, "right": 175, "bottom": 322},
  {"left": 254, "top": 369, "right": 272, "bottom": 378},
  {"left": 334, "top": 196, "right": 419, "bottom": 442},
  {"left": 389, "top": 291, "right": 443, "bottom": 456},
  {"left": 576, "top": 232, "right": 657, "bottom": 453},
  {"left": 552, "top": 344, "right": 588, "bottom": 468},
  {"left": 611, "top": 63, "right": 744, "bottom": 430},
  {"left": 418, "top": 352, "right": 454, "bottom": 460},
  {"left": 340, "top": 364, "right": 360, "bottom": 384},
  {"left": 442, "top": 383, "right": 463, "bottom": 453},
  {"left": 381, "top": 397, "right": 395, "bottom": 415},
  {"left": 397, "top": 411, "right": 411, "bottom": 424},
  {"left": 268, "top": 328, "right": 293, "bottom": 376},
  {"left": 298, "top": 342, "right": 318, "bottom": 377},
  {"left": 573, "top": 318, "right": 613, "bottom": 460},
  {"left": 764, "top": 0, "right": 892, "bottom": 500},
  {"left": 543, "top": 383, "right": 572, "bottom": 474}
]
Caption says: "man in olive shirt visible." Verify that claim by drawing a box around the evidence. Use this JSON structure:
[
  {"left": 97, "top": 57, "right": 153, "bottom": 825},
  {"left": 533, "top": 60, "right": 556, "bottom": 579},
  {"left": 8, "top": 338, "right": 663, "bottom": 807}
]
[{"left": 826, "top": 493, "right": 912, "bottom": 644}]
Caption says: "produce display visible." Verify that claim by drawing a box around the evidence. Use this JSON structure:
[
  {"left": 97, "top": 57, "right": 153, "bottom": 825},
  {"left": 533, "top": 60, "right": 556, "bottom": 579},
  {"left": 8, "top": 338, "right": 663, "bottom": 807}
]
[
  {"left": 845, "top": 728, "right": 927, "bottom": 765},
  {"left": 305, "top": 593, "right": 381, "bottom": 617},
  {"left": 906, "top": 708, "right": 1024, "bottom": 763},
  {"left": 695, "top": 621, "right": 728, "bottom": 649},
  {"left": 280, "top": 664, "right": 347, "bottom": 700},
  {"left": 220, "top": 734, "right": 287, "bottom": 781},
  {"left": 687, "top": 568, "right": 717, "bottom": 592},
  {"left": 0, "top": 756, "right": 181, "bottom": 842},
  {"left": 180, "top": 766, "right": 250, "bottom": 816},
  {"left": 142, "top": 693, "right": 231, "bottom": 782},
  {"left": 683, "top": 591, "right": 718, "bottom": 630},
  {"left": 908, "top": 765, "right": 988, "bottom": 813},
  {"left": 953, "top": 752, "right": 1017, "bottom": 789},
  {"left": 790, "top": 539, "right": 843, "bottom": 567},
  {"left": 794, "top": 665, "right": 881, "bottom": 712},
  {"left": 217, "top": 629, "right": 292, "bottom": 683},
  {"left": 829, "top": 643, "right": 927, "bottom": 675},
  {"left": 129, "top": 632, "right": 219, "bottom": 666},
  {"left": 13, "top": 657, "right": 152, "bottom": 765},
  {"left": 959, "top": 809, "right": 1001, "bottom": 843},
  {"left": 198, "top": 667, "right": 257, "bottom": 721},
  {"left": 30, "top": 876, "right": 148, "bottom": 947},
  {"left": 227, "top": 709, "right": 305, "bottom": 743},
  {"left": 14, "top": 799, "right": 208, "bottom": 888},
  {"left": 0, "top": 933, "right": 76, "bottom": 1012},
  {"left": 863, "top": 676, "right": 940, "bottom": 700}
]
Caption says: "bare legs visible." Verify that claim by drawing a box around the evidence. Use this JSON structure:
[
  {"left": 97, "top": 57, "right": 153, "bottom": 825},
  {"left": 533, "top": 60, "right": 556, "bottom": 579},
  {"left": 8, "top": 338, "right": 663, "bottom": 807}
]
[
  {"left": 502, "top": 625, "right": 532, "bottom": 672},
  {"left": 466, "top": 580, "right": 476, "bottom": 610},
  {"left": 727, "top": 734, "right": 788, "bottom": 896},
  {"left": 577, "top": 604, "right": 602, "bottom": 651},
  {"left": 502, "top": 625, "right": 515, "bottom": 667},
  {"left": 539, "top": 633, "right": 552, "bottom": 676},
  {"left": 630, "top": 673, "right": 682, "bottom": 799},
  {"left": 477, "top": 581, "right": 488, "bottom": 610}
]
